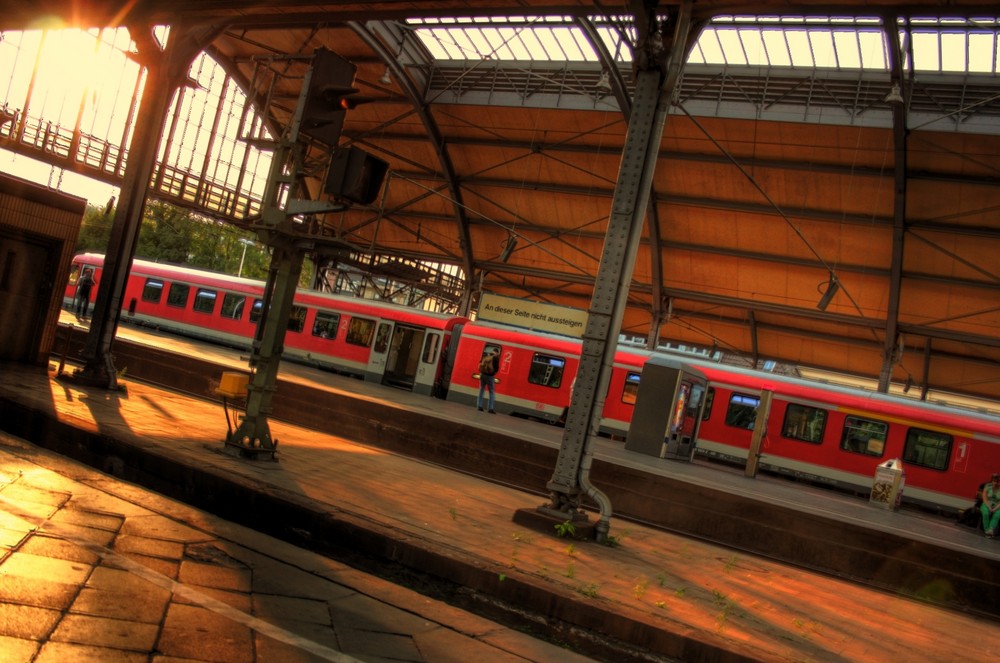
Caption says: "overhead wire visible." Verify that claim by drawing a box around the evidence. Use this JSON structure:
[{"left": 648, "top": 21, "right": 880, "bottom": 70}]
[{"left": 674, "top": 102, "right": 875, "bottom": 329}]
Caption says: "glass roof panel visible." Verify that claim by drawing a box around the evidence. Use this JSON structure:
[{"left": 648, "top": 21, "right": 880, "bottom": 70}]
[
  {"left": 762, "top": 30, "right": 792, "bottom": 66},
  {"left": 832, "top": 31, "right": 861, "bottom": 68},
  {"left": 784, "top": 30, "right": 814, "bottom": 67},
  {"left": 910, "top": 32, "right": 941, "bottom": 71},
  {"left": 716, "top": 29, "right": 748, "bottom": 65},
  {"left": 408, "top": 15, "right": 999, "bottom": 74},
  {"left": 967, "top": 33, "right": 996, "bottom": 73},
  {"left": 939, "top": 32, "right": 968, "bottom": 71},
  {"left": 808, "top": 31, "right": 837, "bottom": 68},
  {"left": 857, "top": 31, "right": 887, "bottom": 69},
  {"left": 738, "top": 29, "right": 768, "bottom": 65}
]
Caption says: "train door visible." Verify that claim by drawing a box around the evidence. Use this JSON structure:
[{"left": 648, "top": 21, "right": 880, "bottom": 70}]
[
  {"left": 382, "top": 323, "right": 424, "bottom": 389},
  {"left": 365, "top": 320, "right": 394, "bottom": 383},
  {"left": 745, "top": 389, "right": 773, "bottom": 477},
  {"left": 413, "top": 329, "right": 445, "bottom": 396}
]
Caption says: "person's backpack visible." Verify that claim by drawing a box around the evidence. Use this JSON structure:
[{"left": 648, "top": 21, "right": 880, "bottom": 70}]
[{"left": 479, "top": 354, "right": 494, "bottom": 375}]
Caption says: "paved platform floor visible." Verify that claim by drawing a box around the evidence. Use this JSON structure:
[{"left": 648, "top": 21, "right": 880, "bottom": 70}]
[
  {"left": 0, "top": 432, "right": 597, "bottom": 663},
  {"left": 2, "top": 359, "right": 1000, "bottom": 662}
]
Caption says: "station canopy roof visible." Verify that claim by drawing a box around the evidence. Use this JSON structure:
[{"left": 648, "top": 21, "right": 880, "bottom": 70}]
[{"left": 7, "top": 2, "right": 1000, "bottom": 407}]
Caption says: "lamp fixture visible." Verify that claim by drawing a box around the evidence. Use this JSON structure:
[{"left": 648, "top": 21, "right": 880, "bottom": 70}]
[
  {"left": 596, "top": 70, "right": 611, "bottom": 94},
  {"left": 379, "top": 67, "right": 392, "bottom": 86},
  {"left": 499, "top": 235, "right": 518, "bottom": 263},
  {"left": 884, "top": 83, "right": 904, "bottom": 104},
  {"left": 816, "top": 273, "right": 840, "bottom": 311}
]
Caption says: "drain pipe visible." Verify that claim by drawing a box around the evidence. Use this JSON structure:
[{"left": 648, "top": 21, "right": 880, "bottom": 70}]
[{"left": 579, "top": 441, "right": 611, "bottom": 543}]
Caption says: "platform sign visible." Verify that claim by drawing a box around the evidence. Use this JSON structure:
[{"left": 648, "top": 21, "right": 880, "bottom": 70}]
[{"left": 477, "top": 293, "right": 588, "bottom": 338}]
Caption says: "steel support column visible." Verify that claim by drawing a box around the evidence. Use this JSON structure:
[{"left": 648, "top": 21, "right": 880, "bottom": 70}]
[
  {"left": 225, "top": 242, "right": 305, "bottom": 458},
  {"left": 531, "top": 0, "right": 692, "bottom": 542},
  {"left": 223, "top": 50, "right": 347, "bottom": 459},
  {"left": 878, "top": 16, "right": 908, "bottom": 392},
  {"left": 73, "top": 25, "right": 219, "bottom": 389}
]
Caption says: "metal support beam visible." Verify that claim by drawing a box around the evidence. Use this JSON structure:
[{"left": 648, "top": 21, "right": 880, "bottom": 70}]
[
  {"left": 878, "top": 16, "right": 908, "bottom": 392},
  {"left": 225, "top": 242, "right": 305, "bottom": 459},
  {"left": 222, "top": 49, "right": 345, "bottom": 459},
  {"left": 528, "top": 0, "right": 692, "bottom": 543},
  {"left": 73, "top": 24, "right": 219, "bottom": 390}
]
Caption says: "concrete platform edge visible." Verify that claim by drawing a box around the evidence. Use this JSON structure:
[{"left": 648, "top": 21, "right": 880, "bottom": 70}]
[{"left": 0, "top": 384, "right": 774, "bottom": 663}]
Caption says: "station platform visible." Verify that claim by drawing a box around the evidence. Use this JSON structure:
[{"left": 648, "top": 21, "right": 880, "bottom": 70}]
[{"left": 2, "top": 355, "right": 1000, "bottom": 662}]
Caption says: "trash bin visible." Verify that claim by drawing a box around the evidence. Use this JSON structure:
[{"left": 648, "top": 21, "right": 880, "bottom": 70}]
[{"left": 870, "top": 458, "right": 905, "bottom": 510}]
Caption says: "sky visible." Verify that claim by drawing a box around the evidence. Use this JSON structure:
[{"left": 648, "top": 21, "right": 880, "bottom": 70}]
[{"left": 0, "top": 148, "right": 118, "bottom": 206}]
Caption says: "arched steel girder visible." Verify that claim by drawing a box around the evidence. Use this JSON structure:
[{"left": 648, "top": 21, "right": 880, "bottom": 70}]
[{"left": 349, "top": 20, "right": 475, "bottom": 311}]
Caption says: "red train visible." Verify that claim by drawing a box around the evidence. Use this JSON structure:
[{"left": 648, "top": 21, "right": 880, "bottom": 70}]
[
  {"left": 67, "top": 253, "right": 1000, "bottom": 515},
  {"left": 441, "top": 320, "right": 1000, "bottom": 515},
  {"left": 65, "top": 253, "right": 466, "bottom": 396}
]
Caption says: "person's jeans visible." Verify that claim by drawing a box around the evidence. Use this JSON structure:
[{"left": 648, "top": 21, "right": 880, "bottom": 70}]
[
  {"left": 76, "top": 295, "right": 90, "bottom": 318},
  {"left": 477, "top": 375, "right": 496, "bottom": 411}
]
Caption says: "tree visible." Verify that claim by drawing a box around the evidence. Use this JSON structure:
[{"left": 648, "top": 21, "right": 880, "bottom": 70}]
[
  {"left": 135, "top": 201, "right": 199, "bottom": 263},
  {"left": 74, "top": 198, "right": 314, "bottom": 286},
  {"left": 74, "top": 204, "right": 115, "bottom": 253}
]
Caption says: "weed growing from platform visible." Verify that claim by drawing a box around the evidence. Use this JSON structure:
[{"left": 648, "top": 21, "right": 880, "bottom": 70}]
[
  {"left": 633, "top": 578, "right": 648, "bottom": 600},
  {"left": 602, "top": 528, "right": 629, "bottom": 548},
  {"left": 580, "top": 583, "right": 599, "bottom": 598},
  {"left": 792, "top": 618, "right": 822, "bottom": 640},
  {"left": 564, "top": 562, "right": 575, "bottom": 578},
  {"left": 565, "top": 543, "right": 576, "bottom": 557},
  {"left": 554, "top": 519, "right": 576, "bottom": 538},
  {"left": 712, "top": 590, "right": 745, "bottom": 632},
  {"left": 723, "top": 554, "right": 738, "bottom": 573},
  {"left": 449, "top": 507, "right": 457, "bottom": 520}
]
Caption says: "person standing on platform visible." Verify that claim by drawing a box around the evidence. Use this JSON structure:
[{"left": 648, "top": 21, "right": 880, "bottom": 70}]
[
  {"left": 477, "top": 349, "right": 499, "bottom": 413},
  {"left": 981, "top": 473, "right": 1000, "bottom": 537},
  {"left": 75, "top": 268, "right": 96, "bottom": 320}
]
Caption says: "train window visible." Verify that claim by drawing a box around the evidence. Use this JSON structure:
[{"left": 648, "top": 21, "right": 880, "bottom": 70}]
[
  {"left": 782, "top": 404, "right": 827, "bottom": 444},
  {"left": 903, "top": 429, "right": 952, "bottom": 471},
  {"left": 312, "top": 311, "right": 340, "bottom": 339},
  {"left": 142, "top": 279, "right": 163, "bottom": 303},
  {"left": 840, "top": 416, "right": 887, "bottom": 457},
  {"left": 249, "top": 299, "right": 263, "bottom": 324},
  {"left": 167, "top": 283, "right": 189, "bottom": 308},
  {"left": 374, "top": 323, "right": 391, "bottom": 353},
  {"left": 528, "top": 354, "right": 565, "bottom": 389},
  {"left": 623, "top": 372, "right": 641, "bottom": 405},
  {"left": 725, "top": 393, "right": 760, "bottom": 430},
  {"left": 193, "top": 289, "right": 216, "bottom": 314},
  {"left": 422, "top": 333, "right": 441, "bottom": 364},
  {"left": 702, "top": 388, "right": 715, "bottom": 420},
  {"left": 688, "top": 383, "right": 706, "bottom": 416},
  {"left": 221, "top": 293, "right": 244, "bottom": 320},
  {"left": 287, "top": 306, "right": 306, "bottom": 333},
  {"left": 346, "top": 316, "right": 376, "bottom": 347}
]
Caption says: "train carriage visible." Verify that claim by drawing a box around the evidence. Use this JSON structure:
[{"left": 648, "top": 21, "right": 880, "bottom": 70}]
[
  {"left": 66, "top": 253, "right": 466, "bottom": 395},
  {"left": 689, "top": 362, "right": 1000, "bottom": 512}
]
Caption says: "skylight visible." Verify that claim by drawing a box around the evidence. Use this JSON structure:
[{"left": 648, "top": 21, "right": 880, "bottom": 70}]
[{"left": 409, "top": 15, "right": 1000, "bottom": 74}]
